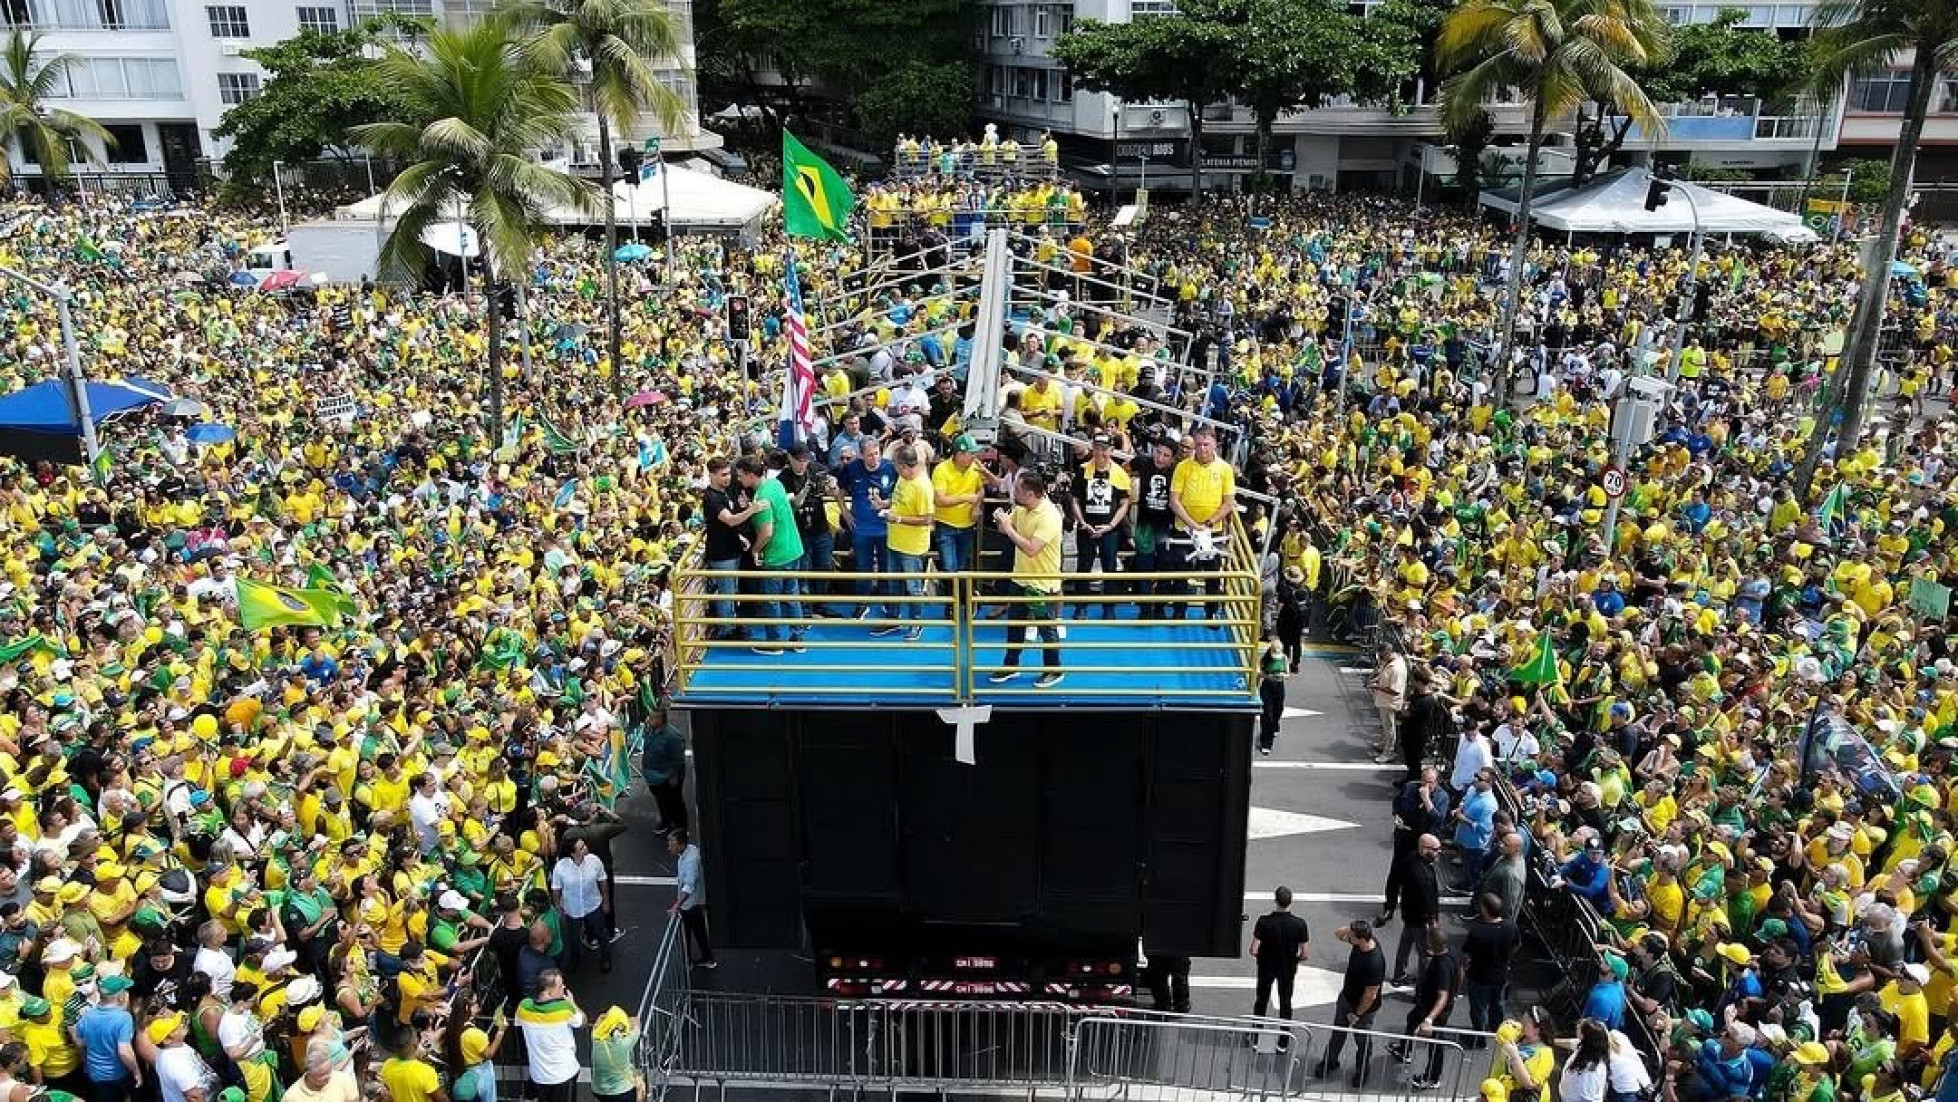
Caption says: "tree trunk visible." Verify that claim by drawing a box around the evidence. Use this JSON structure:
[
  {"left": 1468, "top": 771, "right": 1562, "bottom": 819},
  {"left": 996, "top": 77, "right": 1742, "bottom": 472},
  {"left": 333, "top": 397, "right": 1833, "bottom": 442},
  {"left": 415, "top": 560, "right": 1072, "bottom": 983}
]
[
  {"left": 487, "top": 269, "right": 505, "bottom": 450},
  {"left": 1494, "top": 96, "right": 1549, "bottom": 405},
  {"left": 1188, "top": 101, "right": 1204, "bottom": 195},
  {"left": 598, "top": 110, "right": 624, "bottom": 398},
  {"left": 1808, "top": 45, "right": 1938, "bottom": 469}
]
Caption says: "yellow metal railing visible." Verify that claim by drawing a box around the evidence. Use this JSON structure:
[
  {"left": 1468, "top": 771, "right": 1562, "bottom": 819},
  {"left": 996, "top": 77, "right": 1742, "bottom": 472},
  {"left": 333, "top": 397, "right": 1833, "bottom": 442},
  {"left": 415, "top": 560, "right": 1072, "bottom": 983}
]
[{"left": 666, "top": 522, "right": 1262, "bottom": 705}]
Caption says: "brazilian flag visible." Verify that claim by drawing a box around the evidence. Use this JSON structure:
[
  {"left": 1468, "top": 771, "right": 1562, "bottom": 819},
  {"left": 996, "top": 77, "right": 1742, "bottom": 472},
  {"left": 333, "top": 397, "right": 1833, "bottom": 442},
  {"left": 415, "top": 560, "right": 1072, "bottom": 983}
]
[
  {"left": 781, "top": 131, "right": 856, "bottom": 242},
  {"left": 234, "top": 579, "right": 341, "bottom": 631},
  {"left": 304, "top": 565, "right": 359, "bottom": 620},
  {"left": 1510, "top": 632, "right": 1562, "bottom": 687}
]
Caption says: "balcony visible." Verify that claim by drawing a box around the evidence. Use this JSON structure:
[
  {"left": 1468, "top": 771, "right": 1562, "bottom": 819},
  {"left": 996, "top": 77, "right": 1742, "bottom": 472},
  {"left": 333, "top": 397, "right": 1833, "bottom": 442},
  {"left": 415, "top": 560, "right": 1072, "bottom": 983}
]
[
  {"left": 1610, "top": 96, "right": 1830, "bottom": 149},
  {"left": 1197, "top": 97, "right": 1536, "bottom": 137},
  {"left": 1, "top": 0, "right": 170, "bottom": 30}
]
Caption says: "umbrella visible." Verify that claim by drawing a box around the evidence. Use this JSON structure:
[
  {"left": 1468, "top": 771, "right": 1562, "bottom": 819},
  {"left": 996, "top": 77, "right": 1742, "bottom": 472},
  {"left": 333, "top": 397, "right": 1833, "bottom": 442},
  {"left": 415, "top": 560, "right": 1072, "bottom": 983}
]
[
  {"left": 624, "top": 390, "right": 669, "bottom": 410},
  {"left": 228, "top": 270, "right": 259, "bottom": 287},
  {"left": 553, "top": 323, "right": 589, "bottom": 341},
  {"left": 185, "top": 423, "right": 237, "bottom": 445},
  {"left": 421, "top": 223, "right": 480, "bottom": 259},
  {"left": 162, "top": 397, "right": 209, "bottom": 418},
  {"left": 1890, "top": 260, "right": 1919, "bottom": 278},
  {"left": 614, "top": 242, "right": 653, "bottom": 263},
  {"left": 259, "top": 270, "right": 305, "bottom": 292}
]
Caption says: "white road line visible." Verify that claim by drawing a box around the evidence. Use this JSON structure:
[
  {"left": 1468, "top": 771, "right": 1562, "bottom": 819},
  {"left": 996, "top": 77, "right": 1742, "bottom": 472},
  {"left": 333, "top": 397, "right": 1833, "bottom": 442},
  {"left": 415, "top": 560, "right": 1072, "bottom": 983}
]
[
  {"left": 1253, "top": 761, "right": 1400, "bottom": 771},
  {"left": 1280, "top": 707, "right": 1326, "bottom": 719},
  {"left": 1186, "top": 966, "right": 1346, "bottom": 1007},
  {"left": 615, "top": 874, "right": 678, "bottom": 887},
  {"left": 1339, "top": 666, "right": 1374, "bottom": 674},
  {"left": 1243, "top": 891, "right": 1474, "bottom": 906},
  {"left": 1248, "top": 807, "right": 1359, "bottom": 840}
]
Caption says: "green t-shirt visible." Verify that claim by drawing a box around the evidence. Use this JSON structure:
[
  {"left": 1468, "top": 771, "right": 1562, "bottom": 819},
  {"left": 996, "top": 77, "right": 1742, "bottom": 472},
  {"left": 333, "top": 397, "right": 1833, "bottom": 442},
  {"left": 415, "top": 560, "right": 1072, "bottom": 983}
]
[
  {"left": 590, "top": 1029, "right": 640, "bottom": 1097},
  {"left": 753, "top": 477, "right": 806, "bottom": 568}
]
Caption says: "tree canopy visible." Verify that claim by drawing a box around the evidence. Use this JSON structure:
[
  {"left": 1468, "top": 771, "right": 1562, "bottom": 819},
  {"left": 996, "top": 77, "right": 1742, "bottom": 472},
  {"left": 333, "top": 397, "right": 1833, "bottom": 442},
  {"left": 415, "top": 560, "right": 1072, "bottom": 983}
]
[
  {"left": 1637, "top": 8, "right": 1815, "bottom": 108},
  {"left": 213, "top": 19, "right": 422, "bottom": 187}
]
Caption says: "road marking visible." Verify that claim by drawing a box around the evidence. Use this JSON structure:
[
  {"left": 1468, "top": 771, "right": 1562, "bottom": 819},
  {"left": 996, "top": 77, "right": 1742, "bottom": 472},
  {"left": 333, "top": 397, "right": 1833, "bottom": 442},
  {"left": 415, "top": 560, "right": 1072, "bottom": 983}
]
[
  {"left": 1280, "top": 707, "right": 1325, "bottom": 719},
  {"left": 1248, "top": 807, "right": 1359, "bottom": 841},
  {"left": 1339, "top": 666, "right": 1374, "bottom": 674},
  {"left": 616, "top": 874, "right": 678, "bottom": 887},
  {"left": 1186, "top": 965, "right": 1346, "bottom": 1007},
  {"left": 1243, "top": 891, "right": 1474, "bottom": 906},
  {"left": 1254, "top": 761, "right": 1400, "bottom": 771}
]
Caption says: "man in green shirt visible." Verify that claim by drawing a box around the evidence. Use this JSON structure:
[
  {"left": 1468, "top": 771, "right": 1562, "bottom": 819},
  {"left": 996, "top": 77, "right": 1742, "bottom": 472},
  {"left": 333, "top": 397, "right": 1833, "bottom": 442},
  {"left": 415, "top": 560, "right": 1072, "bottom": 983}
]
[
  {"left": 429, "top": 890, "right": 493, "bottom": 957},
  {"left": 737, "top": 457, "right": 807, "bottom": 654}
]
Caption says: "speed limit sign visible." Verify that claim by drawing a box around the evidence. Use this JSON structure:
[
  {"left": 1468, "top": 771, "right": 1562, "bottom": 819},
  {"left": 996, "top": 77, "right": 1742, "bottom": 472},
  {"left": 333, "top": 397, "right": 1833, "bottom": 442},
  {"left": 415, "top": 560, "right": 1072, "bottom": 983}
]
[{"left": 1602, "top": 466, "right": 1627, "bottom": 499}]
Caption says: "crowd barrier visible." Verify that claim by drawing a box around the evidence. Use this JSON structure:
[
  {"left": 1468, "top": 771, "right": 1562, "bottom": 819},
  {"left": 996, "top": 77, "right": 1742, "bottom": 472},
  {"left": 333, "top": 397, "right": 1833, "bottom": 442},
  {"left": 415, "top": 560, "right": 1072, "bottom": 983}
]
[{"left": 634, "top": 911, "right": 1493, "bottom": 1102}]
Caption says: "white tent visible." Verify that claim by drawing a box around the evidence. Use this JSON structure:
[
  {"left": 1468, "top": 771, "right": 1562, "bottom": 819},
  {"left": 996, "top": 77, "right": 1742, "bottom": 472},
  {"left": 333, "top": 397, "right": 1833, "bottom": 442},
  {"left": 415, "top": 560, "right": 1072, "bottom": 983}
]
[
  {"left": 1481, "top": 167, "right": 1816, "bottom": 240},
  {"left": 337, "top": 164, "right": 779, "bottom": 235}
]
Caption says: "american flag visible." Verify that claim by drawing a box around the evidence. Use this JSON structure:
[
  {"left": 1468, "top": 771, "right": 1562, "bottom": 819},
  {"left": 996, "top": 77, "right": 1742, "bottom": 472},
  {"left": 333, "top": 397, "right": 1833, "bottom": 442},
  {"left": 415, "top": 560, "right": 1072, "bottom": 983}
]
[{"left": 777, "top": 252, "right": 818, "bottom": 444}]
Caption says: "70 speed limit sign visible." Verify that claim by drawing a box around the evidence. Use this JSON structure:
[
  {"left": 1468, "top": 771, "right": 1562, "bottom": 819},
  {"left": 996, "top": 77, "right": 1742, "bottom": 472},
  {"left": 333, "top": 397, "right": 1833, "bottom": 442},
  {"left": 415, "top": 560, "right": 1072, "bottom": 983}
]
[{"left": 1601, "top": 466, "right": 1627, "bottom": 499}]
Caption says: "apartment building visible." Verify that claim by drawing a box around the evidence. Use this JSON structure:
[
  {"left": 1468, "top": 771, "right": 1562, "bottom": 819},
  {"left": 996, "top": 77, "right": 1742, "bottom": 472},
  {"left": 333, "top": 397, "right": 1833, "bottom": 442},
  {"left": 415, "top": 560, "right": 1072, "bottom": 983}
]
[
  {"left": 6, "top": 0, "right": 706, "bottom": 187},
  {"left": 973, "top": 0, "right": 1896, "bottom": 193}
]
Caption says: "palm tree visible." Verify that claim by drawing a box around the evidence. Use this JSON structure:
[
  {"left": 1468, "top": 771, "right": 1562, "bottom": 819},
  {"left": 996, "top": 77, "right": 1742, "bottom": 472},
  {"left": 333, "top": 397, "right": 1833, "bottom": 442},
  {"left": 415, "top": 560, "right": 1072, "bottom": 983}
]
[
  {"left": 0, "top": 30, "right": 113, "bottom": 192},
  {"left": 1438, "top": 0, "right": 1669, "bottom": 399},
  {"left": 1793, "top": 0, "right": 1958, "bottom": 493},
  {"left": 501, "top": 0, "right": 688, "bottom": 396},
  {"left": 353, "top": 20, "right": 598, "bottom": 449}
]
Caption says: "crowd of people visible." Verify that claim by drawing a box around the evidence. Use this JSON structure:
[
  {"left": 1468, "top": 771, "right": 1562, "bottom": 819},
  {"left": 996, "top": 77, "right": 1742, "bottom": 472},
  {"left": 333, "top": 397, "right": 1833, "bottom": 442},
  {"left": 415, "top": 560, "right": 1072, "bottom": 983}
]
[{"left": 0, "top": 135, "right": 1956, "bottom": 1102}]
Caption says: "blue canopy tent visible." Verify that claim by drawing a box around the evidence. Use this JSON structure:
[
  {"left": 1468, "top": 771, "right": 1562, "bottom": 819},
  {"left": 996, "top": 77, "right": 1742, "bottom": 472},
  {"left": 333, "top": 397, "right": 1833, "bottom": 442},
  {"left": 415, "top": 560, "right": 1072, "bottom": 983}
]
[{"left": 0, "top": 375, "right": 171, "bottom": 465}]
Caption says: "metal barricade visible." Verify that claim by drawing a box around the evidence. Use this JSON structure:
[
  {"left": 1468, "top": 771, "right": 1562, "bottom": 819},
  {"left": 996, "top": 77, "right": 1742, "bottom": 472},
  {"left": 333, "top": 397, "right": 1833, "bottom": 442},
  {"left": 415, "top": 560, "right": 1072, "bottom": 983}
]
[{"left": 1069, "top": 1015, "right": 1300, "bottom": 1102}]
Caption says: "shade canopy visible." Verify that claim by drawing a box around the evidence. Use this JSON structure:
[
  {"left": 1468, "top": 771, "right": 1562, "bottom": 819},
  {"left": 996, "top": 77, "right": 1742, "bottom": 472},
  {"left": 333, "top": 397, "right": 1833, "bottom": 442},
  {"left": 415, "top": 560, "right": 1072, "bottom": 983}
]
[
  {"left": 0, "top": 375, "right": 171, "bottom": 464},
  {"left": 1481, "top": 167, "right": 1816, "bottom": 239}
]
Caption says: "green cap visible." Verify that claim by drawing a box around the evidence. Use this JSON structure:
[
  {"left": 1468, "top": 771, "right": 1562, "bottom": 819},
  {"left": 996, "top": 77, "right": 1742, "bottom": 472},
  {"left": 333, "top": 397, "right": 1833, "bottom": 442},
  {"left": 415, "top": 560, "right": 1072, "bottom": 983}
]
[{"left": 952, "top": 434, "right": 981, "bottom": 455}]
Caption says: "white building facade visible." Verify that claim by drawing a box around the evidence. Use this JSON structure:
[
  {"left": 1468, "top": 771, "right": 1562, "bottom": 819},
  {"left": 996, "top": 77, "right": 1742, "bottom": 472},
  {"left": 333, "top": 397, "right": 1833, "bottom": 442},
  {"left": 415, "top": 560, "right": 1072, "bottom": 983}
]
[{"left": 7, "top": 0, "right": 706, "bottom": 186}]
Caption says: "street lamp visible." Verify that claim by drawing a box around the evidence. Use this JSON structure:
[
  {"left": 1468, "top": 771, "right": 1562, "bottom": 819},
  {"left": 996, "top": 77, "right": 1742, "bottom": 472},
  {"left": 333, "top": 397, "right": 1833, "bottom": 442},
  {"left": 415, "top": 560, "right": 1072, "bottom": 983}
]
[
  {"left": 0, "top": 265, "right": 99, "bottom": 468},
  {"left": 272, "top": 159, "right": 289, "bottom": 235},
  {"left": 1645, "top": 168, "right": 1704, "bottom": 383}
]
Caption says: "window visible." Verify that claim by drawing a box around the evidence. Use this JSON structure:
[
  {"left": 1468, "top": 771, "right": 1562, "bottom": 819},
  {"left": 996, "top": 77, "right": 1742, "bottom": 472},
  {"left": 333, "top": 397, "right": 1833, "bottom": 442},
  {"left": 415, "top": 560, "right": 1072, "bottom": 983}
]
[
  {"left": 1059, "top": 11, "right": 1071, "bottom": 34},
  {"left": 296, "top": 5, "right": 338, "bottom": 31},
  {"left": 1057, "top": 70, "right": 1072, "bottom": 102},
  {"left": 1031, "top": 68, "right": 1048, "bottom": 101},
  {"left": 205, "top": 3, "right": 247, "bottom": 35},
  {"left": 1014, "top": 67, "right": 1031, "bottom": 98},
  {"left": 45, "top": 56, "right": 180, "bottom": 98},
  {"left": 1130, "top": 0, "right": 1177, "bottom": 14},
  {"left": 1033, "top": 6, "right": 1048, "bottom": 36},
  {"left": 347, "top": 0, "right": 433, "bottom": 19},
  {"left": 217, "top": 71, "right": 261, "bottom": 104},
  {"left": 1850, "top": 72, "right": 1912, "bottom": 114},
  {"left": 989, "top": 6, "right": 1011, "bottom": 36},
  {"left": 1939, "top": 77, "right": 1958, "bottom": 115},
  {"left": 102, "top": 123, "right": 147, "bottom": 163}
]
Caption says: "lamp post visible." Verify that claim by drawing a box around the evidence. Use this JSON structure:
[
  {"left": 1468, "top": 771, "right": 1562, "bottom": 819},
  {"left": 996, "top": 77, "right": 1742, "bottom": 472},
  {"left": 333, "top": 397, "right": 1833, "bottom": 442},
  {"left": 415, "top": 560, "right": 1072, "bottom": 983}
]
[
  {"left": 647, "top": 135, "right": 674, "bottom": 283},
  {"left": 272, "top": 159, "right": 289, "bottom": 235}
]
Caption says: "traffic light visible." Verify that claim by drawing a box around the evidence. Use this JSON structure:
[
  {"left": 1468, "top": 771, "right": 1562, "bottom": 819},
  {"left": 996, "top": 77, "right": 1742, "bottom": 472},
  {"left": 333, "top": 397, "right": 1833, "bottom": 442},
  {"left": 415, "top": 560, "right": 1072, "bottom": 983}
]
[
  {"left": 1644, "top": 169, "right": 1674, "bottom": 212},
  {"left": 618, "top": 146, "right": 644, "bottom": 176}
]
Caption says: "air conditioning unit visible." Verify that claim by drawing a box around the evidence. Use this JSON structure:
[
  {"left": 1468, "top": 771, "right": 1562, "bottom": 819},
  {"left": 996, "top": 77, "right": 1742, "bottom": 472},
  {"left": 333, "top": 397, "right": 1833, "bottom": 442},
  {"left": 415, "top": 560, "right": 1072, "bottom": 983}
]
[
  {"left": 220, "top": 43, "right": 242, "bottom": 55},
  {"left": 1011, "top": 35, "right": 1024, "bottom": 52}
]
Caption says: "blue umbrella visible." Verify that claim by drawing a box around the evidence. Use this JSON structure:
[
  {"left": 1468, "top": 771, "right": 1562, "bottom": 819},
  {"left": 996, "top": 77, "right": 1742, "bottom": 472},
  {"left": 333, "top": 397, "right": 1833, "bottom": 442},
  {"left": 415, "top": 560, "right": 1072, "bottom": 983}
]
[
  {"left": 1890, "top": 260, "right": 1919, "bottom": 278},
  {"left": 186, "top": 423, "right": 237, "bottom": 445},
  {"left": 614, "top": 242, "right": 653, "bottom": 262},
  {"left": 228, "top": 270, "right": 258, "bottom": 286}
]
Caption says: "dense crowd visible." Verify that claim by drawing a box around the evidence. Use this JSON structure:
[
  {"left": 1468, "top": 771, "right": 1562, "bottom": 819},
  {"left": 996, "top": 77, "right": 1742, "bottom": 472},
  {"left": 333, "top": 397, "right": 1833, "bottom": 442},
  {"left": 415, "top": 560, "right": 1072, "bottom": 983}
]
[{"left": 0, "top": 148, "right": 1957, "bottom": 1102}]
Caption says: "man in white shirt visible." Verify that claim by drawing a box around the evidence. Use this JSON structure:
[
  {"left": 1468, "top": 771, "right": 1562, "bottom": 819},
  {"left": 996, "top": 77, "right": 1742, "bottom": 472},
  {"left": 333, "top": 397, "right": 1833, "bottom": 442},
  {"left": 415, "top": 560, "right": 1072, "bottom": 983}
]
[
  {"left": 550, "top": 837, "right": 612, "bottom": 974},
  {"left": 516, "top": 969, "right": 586, "bottom": 1102},
  {"left": 406, "top": 772, "right": 450, "bottom": 856},
  {"left": 191, "top": 921, "right": 235, "bottom": 1000},
  {"left": 1369, "top": 645, "right": 1408, "bottom": 765},
  {"left": 150, "top": 1013, "right": 217, "bottom": 1102}
]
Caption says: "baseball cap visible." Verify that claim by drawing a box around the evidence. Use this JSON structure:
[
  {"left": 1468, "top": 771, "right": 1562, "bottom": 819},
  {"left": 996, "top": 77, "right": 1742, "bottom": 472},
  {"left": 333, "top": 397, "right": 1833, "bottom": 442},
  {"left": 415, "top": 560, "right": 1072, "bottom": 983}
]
[
  {"left": 952, "top": 434, "right": 981, "bottom": 454},
  {"left": 1091, "top": 432, "right": 1112, "bottom": 447}
]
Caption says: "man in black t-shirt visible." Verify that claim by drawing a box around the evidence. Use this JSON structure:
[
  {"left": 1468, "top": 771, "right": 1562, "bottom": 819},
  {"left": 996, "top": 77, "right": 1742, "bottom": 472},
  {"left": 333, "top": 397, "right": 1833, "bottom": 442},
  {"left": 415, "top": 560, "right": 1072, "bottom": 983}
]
[
  {"left": 1314, "top": 920, "right": 1386, "bottom": 1086},
  {"left": 778, "top": 442, "right": 837, "bottom": 612},
  {"left": 1249, "top": 885, "right": 1310, "bottom": 1021},
  {"left": 1460, "top": 892, "right": 1521, "bottom": 1037},
  {"left": 701, "top": 458, "right": 759, "bottom": 639},
  {"left": 1070, "top": 434, "right": 1131, "bottom": 614},
  {"left": 1127, "top": 437, "right": 1177, "bottom": 609},
  {"left": 1389, "top": 926, "right": 1459, "bottom": 1088}
]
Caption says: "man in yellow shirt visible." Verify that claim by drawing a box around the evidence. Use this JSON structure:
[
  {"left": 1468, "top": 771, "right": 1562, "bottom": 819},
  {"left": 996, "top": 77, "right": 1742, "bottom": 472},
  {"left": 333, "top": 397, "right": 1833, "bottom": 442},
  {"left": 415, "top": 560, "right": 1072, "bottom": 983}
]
[
  {"left": 988, "top": 471, "right": 1064, "bottom": 688},
  {"left": 875, "top": 443, "right": 935, "bottom": 643},
  {"left": 1167, "top": 428, "right": 1238, "bottom": 624},
  {"left": 930, "top": 435, "right": 986, "bottom": 574}
]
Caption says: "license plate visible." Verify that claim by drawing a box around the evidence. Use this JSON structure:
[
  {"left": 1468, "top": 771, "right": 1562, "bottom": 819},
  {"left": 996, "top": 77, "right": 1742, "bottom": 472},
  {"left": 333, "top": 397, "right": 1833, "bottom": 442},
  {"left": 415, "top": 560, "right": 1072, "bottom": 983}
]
[{"left": 951, "top": 981, "right": 1000, "bottom": 995}]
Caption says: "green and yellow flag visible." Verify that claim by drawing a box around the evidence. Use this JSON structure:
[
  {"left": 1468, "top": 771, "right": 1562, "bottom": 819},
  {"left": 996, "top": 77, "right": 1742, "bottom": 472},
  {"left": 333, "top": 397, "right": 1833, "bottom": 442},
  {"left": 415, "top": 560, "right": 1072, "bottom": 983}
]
[
  {"left": 1510, "top": 632, "right": 1562, "bottom": 687},
  {"left": 782, "top": 131, "right": 856, "bottom": 242},
  {"left": 304, "top": 564, "right": 359, "bottom": 619},
  {"left": 235, "top": 578, "right": 341, "bottom": 631}
]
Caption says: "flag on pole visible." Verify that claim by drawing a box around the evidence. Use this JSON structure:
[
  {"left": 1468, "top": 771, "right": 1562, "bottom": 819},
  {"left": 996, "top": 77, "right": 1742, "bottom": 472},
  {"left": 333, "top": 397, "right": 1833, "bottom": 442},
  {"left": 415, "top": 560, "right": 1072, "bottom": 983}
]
[
  {"left": 776, "top": 253, "right": 818, "bottom": 447},
  {"left": 781, "top": 131, "right": 856, "bottom": 242},
  {"left": 235, "top": 578, "right": 342, "bottom": 631},
  {"left": 1510, "top": 632, "right": 1562, "bottom": 687},
  {"left": 1817, "top": 483, "right": 1849, "bottom": 535}
]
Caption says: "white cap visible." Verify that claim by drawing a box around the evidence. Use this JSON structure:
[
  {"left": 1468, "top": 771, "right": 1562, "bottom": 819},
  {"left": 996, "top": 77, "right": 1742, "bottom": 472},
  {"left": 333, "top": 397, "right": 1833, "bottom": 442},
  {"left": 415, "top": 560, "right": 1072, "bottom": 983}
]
[
  {"left": 0, "top": 972, "right": 16, "bottom": 990},
  {"left": 1905, "top": 962, "right": 1933, "bottom": 986},
  {"left": 262, "top": 948, "right": 298, "bottom": 973},
  {"left": 438, "top": 890, "right": 470, "bottom": 912},
  {"left": 285, "top": 976, "right": 322, "bottom": 1006},
  {"left": 42, "top": 939, "right": 81, "bottom": 964}
]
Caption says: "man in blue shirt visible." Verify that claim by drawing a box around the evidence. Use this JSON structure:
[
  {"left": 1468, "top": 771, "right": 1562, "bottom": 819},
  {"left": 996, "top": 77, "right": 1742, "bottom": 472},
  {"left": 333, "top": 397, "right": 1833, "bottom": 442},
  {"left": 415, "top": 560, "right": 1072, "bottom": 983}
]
[
  {"left": 668, "top": 829, "right": 716, "bottom": 970},
  {"left": 1559, "top": 839, "right": 1612, "bottom": 905},
  {"left": 835, "top": 437, "right": 899, "bottom": 620},
  {"left": 1581, "top": 954, "right": 1627, "bottom": 1030},
  {"left": 77, "top": 975, "right": 142, "bottom": 1102}
]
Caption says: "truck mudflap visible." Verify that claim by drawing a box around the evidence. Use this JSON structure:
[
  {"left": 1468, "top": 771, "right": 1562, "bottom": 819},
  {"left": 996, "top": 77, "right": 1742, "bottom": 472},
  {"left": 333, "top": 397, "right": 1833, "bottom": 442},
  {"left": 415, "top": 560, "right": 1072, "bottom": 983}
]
[{"left": 818, "top": 953, "right": 1135, "bottom": 1004}]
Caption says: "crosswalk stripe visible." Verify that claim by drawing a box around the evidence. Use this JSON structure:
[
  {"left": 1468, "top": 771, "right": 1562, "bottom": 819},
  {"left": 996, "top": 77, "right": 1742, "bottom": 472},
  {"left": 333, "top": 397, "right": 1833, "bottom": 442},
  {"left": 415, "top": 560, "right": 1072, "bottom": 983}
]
[{"left": 1253, "top": 761, "right": 1399, "bottom": 771}]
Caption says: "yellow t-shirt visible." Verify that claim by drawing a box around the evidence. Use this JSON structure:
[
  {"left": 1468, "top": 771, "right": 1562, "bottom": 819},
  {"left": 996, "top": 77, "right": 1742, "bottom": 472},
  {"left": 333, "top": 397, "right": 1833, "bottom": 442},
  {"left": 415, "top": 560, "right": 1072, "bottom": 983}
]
[
  {"left": 930, "top": 459, "right": 984, "bottom": 530},
  {"left": 1880, "top": 982, "right": 1931, "bottom": 1049},
  {"left": 1170, "top": 457, "right": 1235, "bottom": 531},
  {"left": 1010, "top": 499, "right": 1064, "bottom": 593},
  {"left": 381, "top": 1057, "right": 442, "bottom": 1102},
  {"left": 1020, "top": 383, "right": 1061, "bottom": 429},
  {"left": 887, "top": 472, "right": 935, "bottom": 556}
]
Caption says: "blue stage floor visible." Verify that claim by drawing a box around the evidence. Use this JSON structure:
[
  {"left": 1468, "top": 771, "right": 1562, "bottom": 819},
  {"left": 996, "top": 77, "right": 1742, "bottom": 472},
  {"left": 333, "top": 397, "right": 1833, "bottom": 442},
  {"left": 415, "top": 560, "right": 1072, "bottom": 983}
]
[{"left": 674, "top": 616, "right": 1269, "bottom": 710}]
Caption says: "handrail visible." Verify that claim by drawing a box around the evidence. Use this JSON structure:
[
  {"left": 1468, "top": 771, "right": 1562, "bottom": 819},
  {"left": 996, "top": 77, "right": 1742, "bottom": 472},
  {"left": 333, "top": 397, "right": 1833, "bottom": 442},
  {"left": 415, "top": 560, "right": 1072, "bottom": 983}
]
[{"left": 668, "top": 520, "right": 1262, "bottom": 706}]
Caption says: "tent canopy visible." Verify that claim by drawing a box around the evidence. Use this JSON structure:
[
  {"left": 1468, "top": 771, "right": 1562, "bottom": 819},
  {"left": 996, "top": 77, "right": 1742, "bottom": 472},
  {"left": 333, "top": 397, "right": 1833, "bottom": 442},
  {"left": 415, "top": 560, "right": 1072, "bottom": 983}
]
[
  {"left": 1481, "top": 167, "right": 1816, "bottom": 239},
  {"left": 0, "top": 375, "right": 171, "bottom": 465},
  {"left": 340, "top": 165, "right": 779, "bottom": 234}
]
